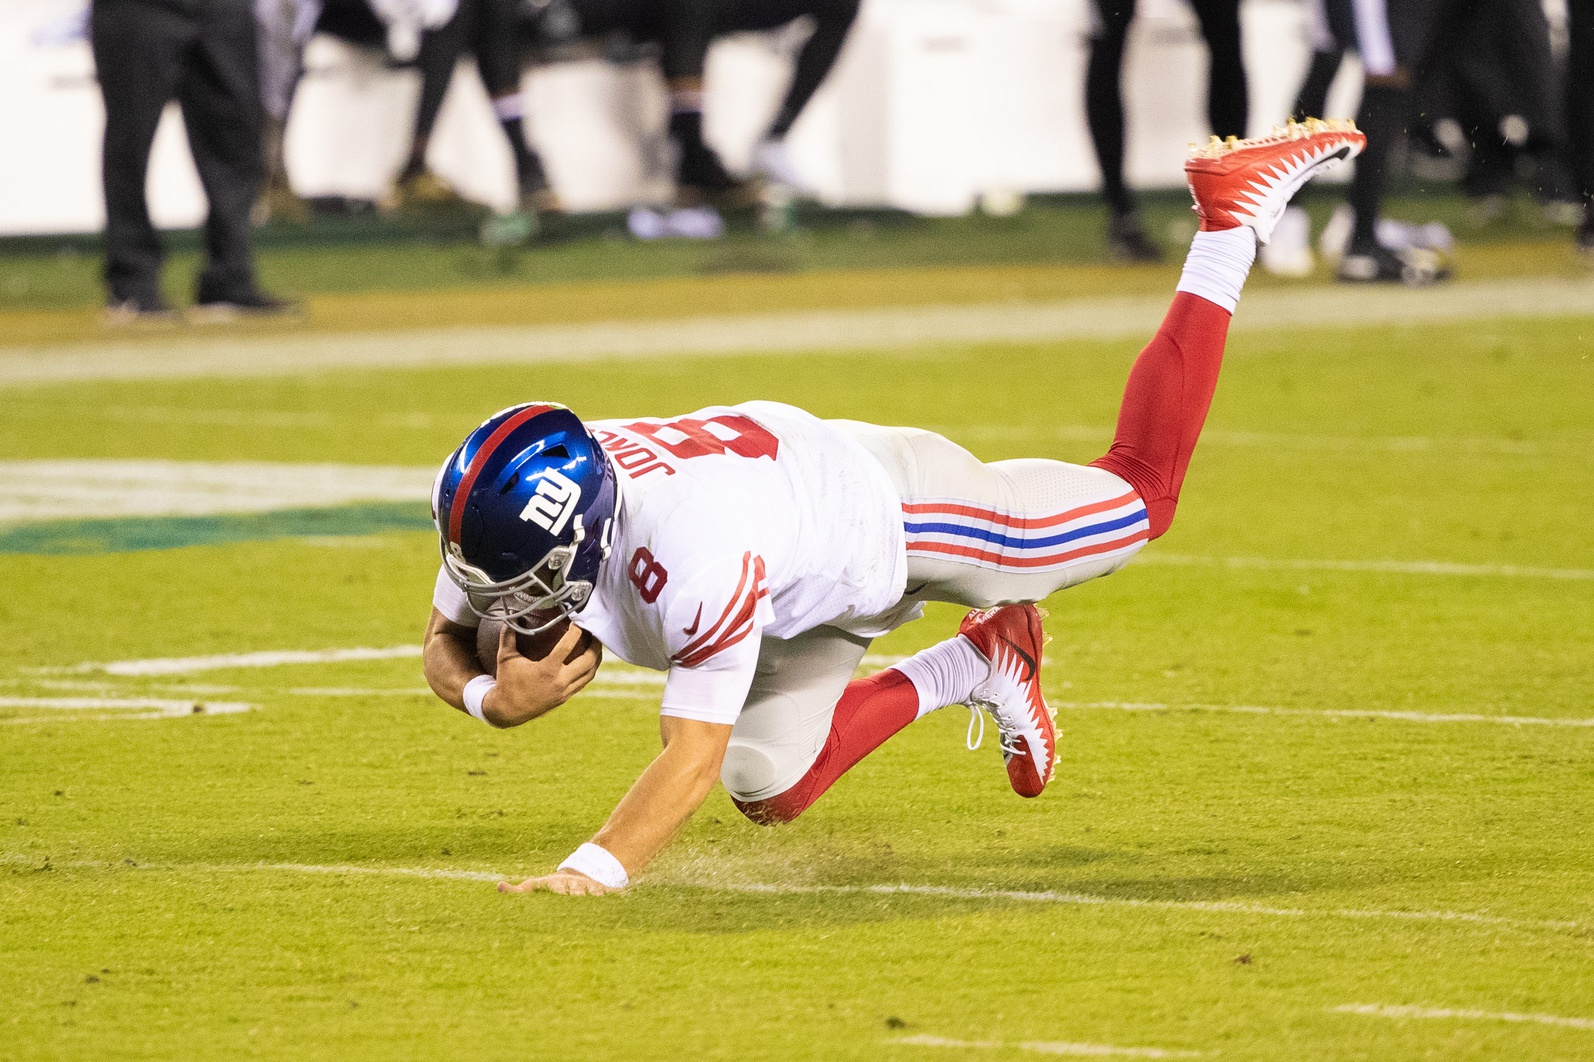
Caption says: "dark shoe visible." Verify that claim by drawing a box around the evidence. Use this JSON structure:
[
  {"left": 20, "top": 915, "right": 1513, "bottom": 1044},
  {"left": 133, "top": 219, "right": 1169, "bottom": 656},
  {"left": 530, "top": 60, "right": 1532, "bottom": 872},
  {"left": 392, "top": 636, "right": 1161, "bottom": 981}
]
[
  {"left": 1106, "top": 210, "right": 1162, "bottom": 263},
  {"left": 253, "top": 177, "right": 311, "bottom": 226},
  {"left": 517, "top": 151, "right": 557, "bottom": 207},
  {"left": 670, "top": 109, "right": 752, "bottom": 208},
  {"left": 676, "top": 147, "right": 752, "bottom": 207},
  {"left": 190, "top": 289, "right": 303, "bottom": 323},
  {"left": 387, "top": 169, "right": 468, "bottom": 212},
  {"left": 1337, "top": 241, "right": 1448, "bottom": 285},
  {"left": 103, "top": 294, "right": 178, "bottom": 326}
]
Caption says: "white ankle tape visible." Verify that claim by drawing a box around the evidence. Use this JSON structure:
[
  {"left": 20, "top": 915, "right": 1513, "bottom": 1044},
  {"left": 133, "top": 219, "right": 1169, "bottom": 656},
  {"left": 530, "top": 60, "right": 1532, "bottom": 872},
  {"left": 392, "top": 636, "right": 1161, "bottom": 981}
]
[{"left": 1175, "top": 227, "right": 1257, "bottom": 313}]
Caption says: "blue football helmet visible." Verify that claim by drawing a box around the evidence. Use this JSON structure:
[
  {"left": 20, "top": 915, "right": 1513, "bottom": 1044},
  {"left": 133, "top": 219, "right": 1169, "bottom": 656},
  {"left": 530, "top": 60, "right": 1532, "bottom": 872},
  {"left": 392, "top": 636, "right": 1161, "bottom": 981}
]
[{"left": 432, "top": 402, "right": 619, "bottom": 634}]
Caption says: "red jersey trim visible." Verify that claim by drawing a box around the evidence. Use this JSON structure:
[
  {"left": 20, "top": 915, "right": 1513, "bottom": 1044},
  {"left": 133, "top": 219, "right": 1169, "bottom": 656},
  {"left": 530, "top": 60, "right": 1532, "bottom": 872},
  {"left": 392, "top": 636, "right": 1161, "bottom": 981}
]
[{"left": 671, "top": 552, "right": 769, "bottom": 669}]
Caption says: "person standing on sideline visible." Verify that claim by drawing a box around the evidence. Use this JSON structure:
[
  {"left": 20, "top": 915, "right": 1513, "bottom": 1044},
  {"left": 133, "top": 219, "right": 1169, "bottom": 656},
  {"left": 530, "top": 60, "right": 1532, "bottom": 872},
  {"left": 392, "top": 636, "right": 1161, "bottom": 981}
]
[
  {"left": 1084, "top": 0, "right": 1249, "bottom": 262},
  {"left": 1569, "top": 0, "right": 1594, "bottom": 254},
  {"left": 93, "top": 0, "right": 293, "bottom": 321}
]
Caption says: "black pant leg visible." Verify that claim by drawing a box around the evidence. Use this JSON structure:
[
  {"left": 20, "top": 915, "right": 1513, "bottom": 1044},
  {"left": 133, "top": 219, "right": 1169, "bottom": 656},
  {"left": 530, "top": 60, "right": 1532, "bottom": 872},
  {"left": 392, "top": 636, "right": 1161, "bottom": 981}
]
[
  {"left": 1347, "top": 0, "right": 1472, "bottom": 244},
  {"left": 1085, "top": 0, "right": 1135, "bottom": 214},
  {"left": 177, "top": 0, "right": 264, "bottom": 301},
  {"left": 659, "top": 0, "right": 716, "bottom": 82},
  {"left": 1188, "top": 0, "right": 1247, "bottom": 138},
  {"left": 473, "top": 0, "right": 522, "bottom": 97},
  {"left": 768, "top": 0, "right": 859, "bottom": 138},
  {"left": 91, "top": 0, "right": 193, "bottom": 304},
  {"left": 1569, "top": 0, "right": 1594, "bottom": 207},
  {"left": 414, "top": 1, "right": 471, "bottom": 145},
  {"left": 1292, "top": 48, "right": 1345, "bottom": 121}
]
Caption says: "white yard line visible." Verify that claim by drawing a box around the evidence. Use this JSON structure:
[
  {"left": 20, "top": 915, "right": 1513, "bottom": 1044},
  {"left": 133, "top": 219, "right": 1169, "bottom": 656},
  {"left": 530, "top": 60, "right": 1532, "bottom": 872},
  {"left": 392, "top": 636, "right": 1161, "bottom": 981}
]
[
  {"left": 0, "top": 460, "right": 433, "bottom": 523},
  {"left": 2, "top": 712, "right": 239, "bottom": 725},
  {"left": 55, "top": 645, "right": 424, "bottom": 677},
  {"left": 947, "top": 423, "right": 1573, "bottom": 458},
  {"left": 14, "top": 675, "right": 1586, "bottom": 728},
  {"left": 1058, "top": 701, "right": 1594, "bottom": 729},
  {"left": 894, "top": 1034, "right": 1202, "bottom": 1057},
  {"left": 248, "top": 862, "right": 503, "bottom": 883},
  {"left": 81, "top": 407, "right": 440, "bottom": 431},
  {"left": 1, "top": 855, "right": 1578, "bottom": 933},
  {"left": 31, "top": 653, "right": 1593, "bottom": 730},
  {"left": 1138, "top": 553, "right": 1594, "bottom": 581},
  {"left": 1332, "top": 1003, "right": 1594, "bottom": 1032},
  {"left": 281, "top": 687, "right": 435, "bottom": 697},
  {"left": 0, "top": 696, "right": 251, "bottom": 722},
  {"left": 704, "top": 882, "right": 1581, "bottom": 933},
  {"left": 4, "top": 276, "right": 1592, "bottom": 388}
]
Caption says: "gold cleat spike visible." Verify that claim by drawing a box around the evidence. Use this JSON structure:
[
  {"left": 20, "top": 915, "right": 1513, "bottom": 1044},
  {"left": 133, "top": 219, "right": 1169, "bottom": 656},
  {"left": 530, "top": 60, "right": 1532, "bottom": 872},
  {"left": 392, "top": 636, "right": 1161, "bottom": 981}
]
[
  {"left": 1189, "top": 117, "right": 1360, "bottom": 158},
  {"left": 1033, "top": 606, "right": 1053, "bottom": 647}
]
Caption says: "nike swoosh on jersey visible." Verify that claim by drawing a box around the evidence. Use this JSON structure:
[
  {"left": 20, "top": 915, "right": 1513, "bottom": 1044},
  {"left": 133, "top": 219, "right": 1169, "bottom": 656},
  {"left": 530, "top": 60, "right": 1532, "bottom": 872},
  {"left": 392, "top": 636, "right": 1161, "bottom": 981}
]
[{"left": 683, "top": 604, "right": 703, "bottom": 637}]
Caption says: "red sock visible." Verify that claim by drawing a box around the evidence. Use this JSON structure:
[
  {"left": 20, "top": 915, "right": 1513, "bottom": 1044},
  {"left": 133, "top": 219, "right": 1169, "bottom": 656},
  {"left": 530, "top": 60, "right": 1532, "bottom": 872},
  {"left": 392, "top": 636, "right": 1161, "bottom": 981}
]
[
  {"left": 733, "top": 669, "right": 921, "bottom": 824},
  {"left": 1090, "top": 291, "right": 1231, "bottom": 538}
]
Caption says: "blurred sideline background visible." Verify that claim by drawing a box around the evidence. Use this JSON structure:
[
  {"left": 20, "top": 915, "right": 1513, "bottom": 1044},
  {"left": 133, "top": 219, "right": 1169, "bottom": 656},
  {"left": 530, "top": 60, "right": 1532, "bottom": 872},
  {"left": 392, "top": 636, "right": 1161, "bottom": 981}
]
[
  {"left": 0, "top": 0, "right": 1587, "bottom": 322},
  {"left": 6, "top": 0, "right": 1365, "bottom": 231}
]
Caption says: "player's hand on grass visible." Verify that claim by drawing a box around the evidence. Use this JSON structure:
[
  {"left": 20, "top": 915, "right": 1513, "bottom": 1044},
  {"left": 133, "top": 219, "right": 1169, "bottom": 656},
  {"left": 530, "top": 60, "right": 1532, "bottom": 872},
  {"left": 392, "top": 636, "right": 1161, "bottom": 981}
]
[
  {"left": 496, "top": 870, "right": 620, "bottom": 896},
  {"left": 486, "top": 623, "right": 602, "bottom": 726}
]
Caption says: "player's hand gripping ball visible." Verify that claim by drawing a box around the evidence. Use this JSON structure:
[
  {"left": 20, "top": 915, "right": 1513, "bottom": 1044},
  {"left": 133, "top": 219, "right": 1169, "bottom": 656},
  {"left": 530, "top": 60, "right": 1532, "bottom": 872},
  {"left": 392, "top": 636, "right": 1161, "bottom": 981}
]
[
  {"left": 475, "top": 616, "right": 595, "bottom": 676},
  {"left": 472, "top": 616, "right": 603, "bottom": 726}
]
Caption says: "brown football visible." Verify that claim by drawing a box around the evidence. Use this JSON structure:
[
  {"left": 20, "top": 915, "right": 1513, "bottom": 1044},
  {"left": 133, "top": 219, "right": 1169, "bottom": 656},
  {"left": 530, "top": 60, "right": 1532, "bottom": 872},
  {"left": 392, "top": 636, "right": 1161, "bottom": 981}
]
[{"left": 475, "top": 617, "right": 594, "bottom": 676}]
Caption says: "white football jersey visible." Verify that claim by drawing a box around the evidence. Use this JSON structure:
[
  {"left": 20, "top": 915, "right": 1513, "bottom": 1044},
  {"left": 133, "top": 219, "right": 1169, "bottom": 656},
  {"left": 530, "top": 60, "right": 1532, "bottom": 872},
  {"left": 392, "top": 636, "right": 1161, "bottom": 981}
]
[{"left": 434, "top": 401, "right": 908, "bottom": 725}]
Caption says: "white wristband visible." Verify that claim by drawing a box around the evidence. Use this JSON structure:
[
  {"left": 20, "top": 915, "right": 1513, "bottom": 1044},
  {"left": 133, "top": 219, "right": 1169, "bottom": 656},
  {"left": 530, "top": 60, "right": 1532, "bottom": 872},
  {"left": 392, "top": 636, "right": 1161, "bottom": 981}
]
[
  {"left": 462, "top": 675, "right": 496, "bottom": 722},
  {"left": 557, "top": 842, "right": 629, "bottom": 889}
]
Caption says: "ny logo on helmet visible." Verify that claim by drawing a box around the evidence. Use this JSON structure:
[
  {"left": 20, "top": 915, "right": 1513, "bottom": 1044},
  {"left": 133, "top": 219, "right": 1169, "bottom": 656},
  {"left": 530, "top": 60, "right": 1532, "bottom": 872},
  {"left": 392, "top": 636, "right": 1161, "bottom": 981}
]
[{"left": 519, "top": 468, "right": 582, "bottom": 535}]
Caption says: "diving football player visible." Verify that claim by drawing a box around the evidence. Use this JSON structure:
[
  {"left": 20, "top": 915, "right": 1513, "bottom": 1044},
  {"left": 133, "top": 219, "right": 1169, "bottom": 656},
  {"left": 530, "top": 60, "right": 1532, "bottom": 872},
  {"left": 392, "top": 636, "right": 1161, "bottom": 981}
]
[{"left": 421, "top": 121, "right": 1365, "bottom": 895}]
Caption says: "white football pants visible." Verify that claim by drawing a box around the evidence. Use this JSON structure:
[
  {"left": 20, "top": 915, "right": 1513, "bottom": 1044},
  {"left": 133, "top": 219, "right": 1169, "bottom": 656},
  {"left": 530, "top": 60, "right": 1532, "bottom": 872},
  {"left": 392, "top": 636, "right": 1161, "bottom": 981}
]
[{"left": 720, "top": 422, "right": 1149, "bottom": 803}]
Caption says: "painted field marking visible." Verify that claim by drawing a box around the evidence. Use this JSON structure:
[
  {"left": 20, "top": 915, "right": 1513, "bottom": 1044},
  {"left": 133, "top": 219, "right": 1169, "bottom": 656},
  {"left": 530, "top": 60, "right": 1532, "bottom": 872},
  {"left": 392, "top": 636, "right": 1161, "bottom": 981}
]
[
  {"left": 1058, "top": 701, "right": 1594, "bottom": 729},
  {"left": 2, "top": 855, "right": 1578, "bottom": 934},
  {"left": 5, "top": 275, "right": 1592, "bottom": 387},
  {"left": 28, "top": 653, "right": 1591, "bottom": 729},
  {"left": 705, "top": 882, "right": 1581, "bottom": 933},
  {"left": 51, "top": 650, "right": 846, "bottom": 682},
  {"left": 251, "top": 862, "right": 502, "bottom": 883},
  {"left": 0, "top": 854, "right": 500, "bottom": 882},
  {"left": 946, "top": 423, "right": 1576, "bottom": 459},
  {"left": 79, "top": 407, "right": 442, "bottom": 430},
  {"left": 1138, "top": 553, "right": 1594, "bottom": 581},
  {"left": 0, "top": 696, "right": 251, "bottom": 723},
  {"left": 894, "top": 1034, "right": 1201, "bottom": 1057},
  {"left": 56, "top": 645, "right": 424, "bottom": 677},
  {"left": 0, "top": 460, "right": 435, "bottom": 523},
  {"left": 282, "top": 687, "right": 432, "bottom": 697},
  {"left": 1332, "top": 1003, "right": 1594, "bottom": 1032},
  {"left": 101, "top": 406, "right": 337, "bottom": 429}
]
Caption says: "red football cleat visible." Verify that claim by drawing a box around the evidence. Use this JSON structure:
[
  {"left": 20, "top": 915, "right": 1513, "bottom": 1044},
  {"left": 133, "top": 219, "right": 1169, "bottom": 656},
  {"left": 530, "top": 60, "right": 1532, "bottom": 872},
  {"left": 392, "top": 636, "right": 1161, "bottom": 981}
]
[
  {"left": 1185, "top": 118, "right": 1366, "bottom": 244},
  {"left": 958, "top": 604, "right": 1057, "bottom": 798}
]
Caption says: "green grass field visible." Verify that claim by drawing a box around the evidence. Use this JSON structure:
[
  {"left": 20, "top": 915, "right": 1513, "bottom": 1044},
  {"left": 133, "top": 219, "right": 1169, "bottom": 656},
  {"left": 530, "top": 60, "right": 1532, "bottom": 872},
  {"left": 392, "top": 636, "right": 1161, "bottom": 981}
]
[{"left": 2, "top": 239, "right": 1593, "bottom": 1060}]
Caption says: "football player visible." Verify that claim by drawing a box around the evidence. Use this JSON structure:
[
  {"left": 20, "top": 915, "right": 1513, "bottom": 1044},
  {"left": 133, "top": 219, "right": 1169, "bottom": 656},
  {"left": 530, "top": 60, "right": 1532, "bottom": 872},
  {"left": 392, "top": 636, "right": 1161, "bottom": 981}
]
[{"left": 421, "top": 122, "right": 1365, "bottom": 895}]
